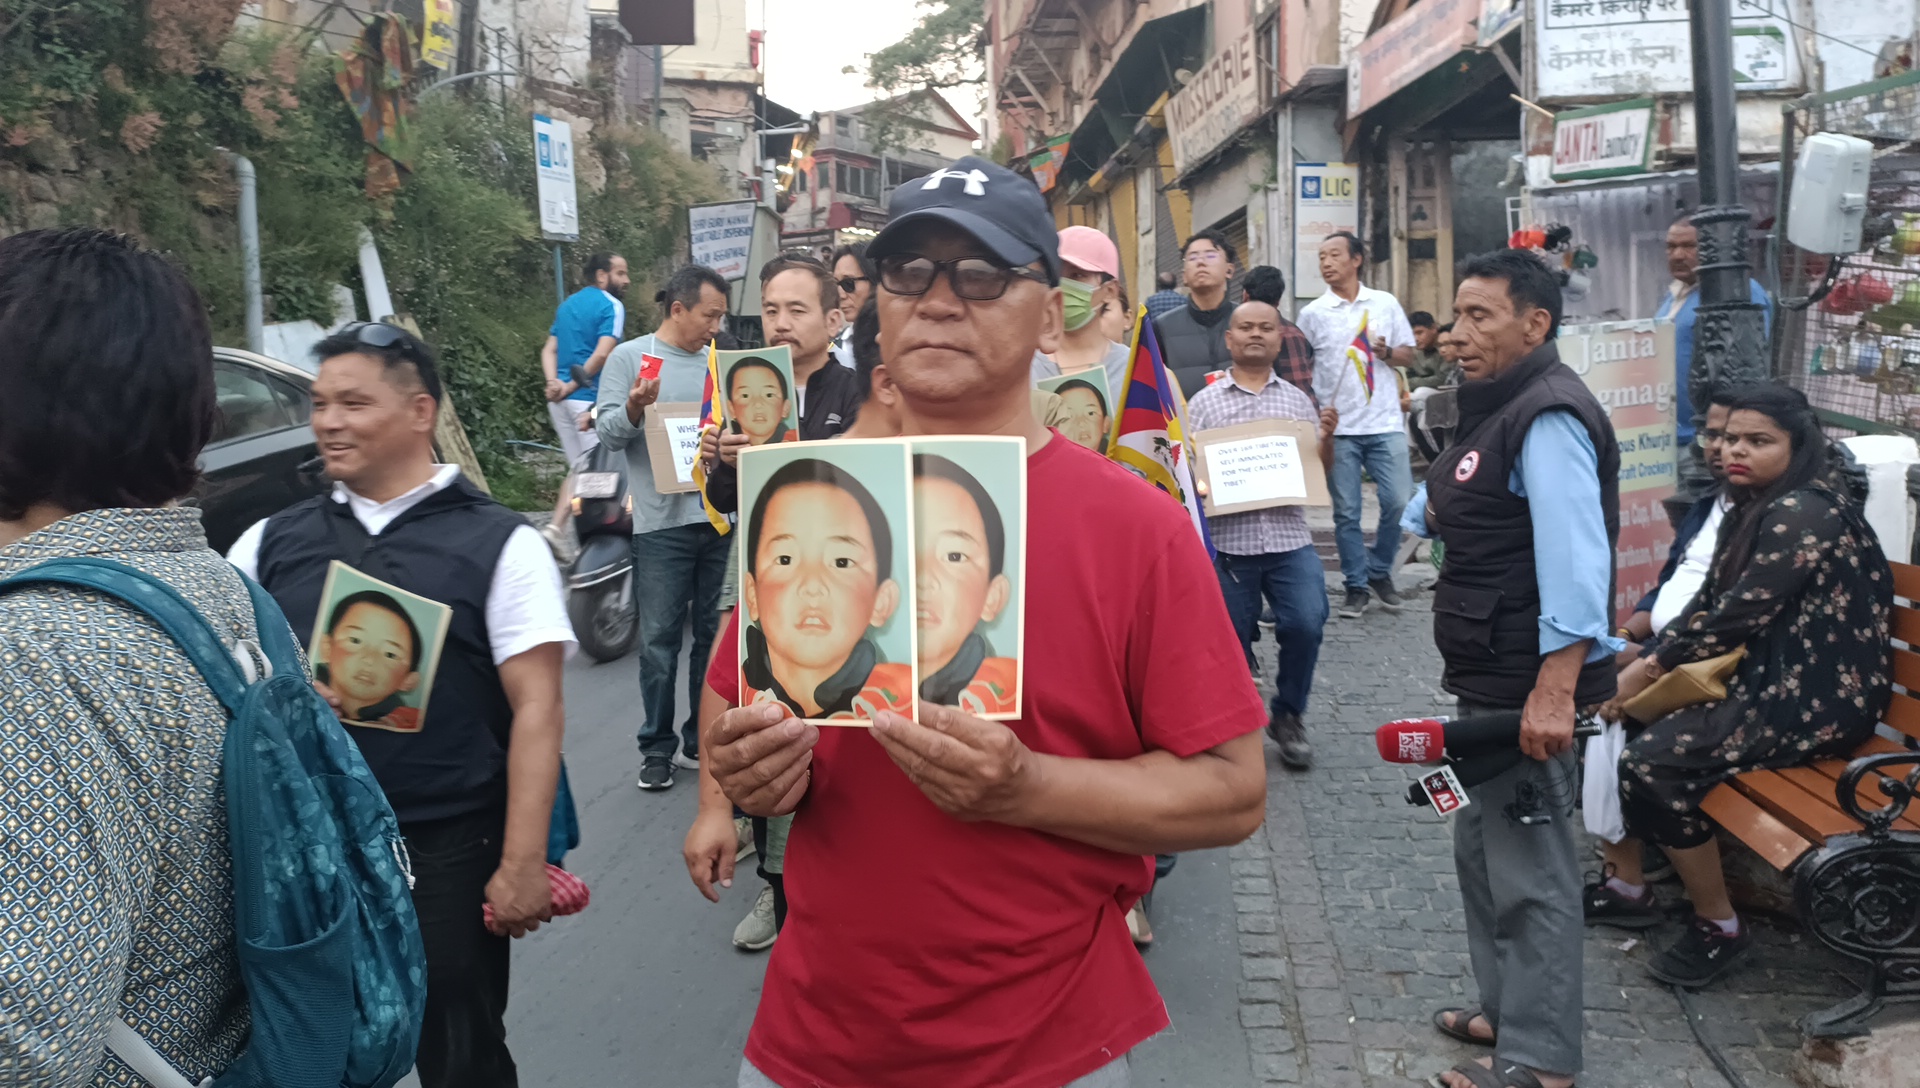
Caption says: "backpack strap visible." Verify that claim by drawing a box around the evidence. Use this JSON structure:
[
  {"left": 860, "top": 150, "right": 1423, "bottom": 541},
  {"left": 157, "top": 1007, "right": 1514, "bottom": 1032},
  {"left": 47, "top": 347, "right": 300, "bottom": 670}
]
[{"left": 0, "top": 557, "right": 249, "bottom": 716}]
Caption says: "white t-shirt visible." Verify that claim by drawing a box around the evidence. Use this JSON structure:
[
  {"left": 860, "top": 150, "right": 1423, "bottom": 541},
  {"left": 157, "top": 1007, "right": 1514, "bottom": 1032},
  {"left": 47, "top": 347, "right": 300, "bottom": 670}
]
[
  {"left": 227, "top": 464, "right": 576, "bottom": 665},
  {"left": 1650, "top": 495, "right": 1731, "bottom": 633},
  {"left": 1300, "top": 285, "right": 1416, "bottom": 436}
]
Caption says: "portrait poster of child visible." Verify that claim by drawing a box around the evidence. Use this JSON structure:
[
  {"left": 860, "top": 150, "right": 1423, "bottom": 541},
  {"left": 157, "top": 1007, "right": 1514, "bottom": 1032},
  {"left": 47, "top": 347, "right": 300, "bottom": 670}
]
[
  {"left": 311, "top": 561, "right": 452, "bottom": 733},
  {"left": 718, "top": 345, "right": 801, "bottom": 447},
  {"left": 738, "top": 441, "right": 918, "bottom": 725},
  {"left": 1037, "top": 371, "right": 1111, "bottom": 453},
  {"left": 909, "top": 437, "right": 1026, "bottom": 720}
]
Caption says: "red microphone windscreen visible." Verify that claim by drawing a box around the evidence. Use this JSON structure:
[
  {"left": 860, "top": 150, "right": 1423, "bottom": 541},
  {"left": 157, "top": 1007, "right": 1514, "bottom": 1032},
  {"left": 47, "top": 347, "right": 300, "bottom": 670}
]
[{"left": 1375, "top": 719, "right": 1446, "bottom": 763}]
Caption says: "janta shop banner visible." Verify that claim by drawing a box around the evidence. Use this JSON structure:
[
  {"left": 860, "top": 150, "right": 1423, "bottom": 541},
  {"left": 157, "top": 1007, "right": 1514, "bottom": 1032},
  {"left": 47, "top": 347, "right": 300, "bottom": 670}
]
[{"left": 1561, "top": 319, "right": 1677, "bottom": 623}]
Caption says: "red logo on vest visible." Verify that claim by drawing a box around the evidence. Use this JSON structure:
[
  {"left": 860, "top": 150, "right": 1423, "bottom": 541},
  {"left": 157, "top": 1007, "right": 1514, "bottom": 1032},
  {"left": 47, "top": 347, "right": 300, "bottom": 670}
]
[{"left": 1454, "top": 451, "right": 1480, "bottom": 482}]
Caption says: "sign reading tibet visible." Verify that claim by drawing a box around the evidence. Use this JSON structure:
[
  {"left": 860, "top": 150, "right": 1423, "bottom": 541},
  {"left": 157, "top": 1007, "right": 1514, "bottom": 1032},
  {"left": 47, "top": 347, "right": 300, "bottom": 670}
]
[
  {"left": 1551, "top": 98, "right": 1655, "bottom": 180},
  {"left": 1560, "top": 319, "right": 1678, "bottom": 624},
  {"left": 1166, "top": 26, "right": 1263, "bottom": 178},
  {"left": 1347, "top": 0, "right": 1481, "bottom": 117}
]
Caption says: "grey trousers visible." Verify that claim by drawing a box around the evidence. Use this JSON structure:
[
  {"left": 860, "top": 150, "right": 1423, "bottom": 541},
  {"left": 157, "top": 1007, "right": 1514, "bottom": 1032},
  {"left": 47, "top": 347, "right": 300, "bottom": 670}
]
[
  {"left": 739, "top": 1054, "right": 1131, "bottom": 1088},
  {"left": 1452, "top": 703, "right": 1584, "bottom": 1077}
]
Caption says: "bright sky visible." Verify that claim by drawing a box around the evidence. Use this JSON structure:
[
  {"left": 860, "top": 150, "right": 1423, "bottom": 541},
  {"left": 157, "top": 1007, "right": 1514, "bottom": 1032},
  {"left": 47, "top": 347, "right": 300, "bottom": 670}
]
[{"left": 753, "top": 0, "right": 927, "bottom": 115}]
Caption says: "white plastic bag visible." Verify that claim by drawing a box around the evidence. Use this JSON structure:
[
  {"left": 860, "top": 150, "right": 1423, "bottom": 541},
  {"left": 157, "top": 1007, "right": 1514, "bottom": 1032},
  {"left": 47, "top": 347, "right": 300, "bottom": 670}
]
[{"left": 1582, "top": 718, "right": 1628, "bottom": 843}]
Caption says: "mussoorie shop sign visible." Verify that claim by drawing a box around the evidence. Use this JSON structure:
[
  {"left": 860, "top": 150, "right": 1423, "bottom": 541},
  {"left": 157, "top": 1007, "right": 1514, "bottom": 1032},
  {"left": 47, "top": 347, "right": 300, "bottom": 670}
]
[
  {"left": 1550, "top": 98, "right": 1655, "bottom": 180},
  {"left": 1561, "top": 319, "right": 1677, "bottom": 622},
  {"left": 1166, "top": 26, "right": 1262, "bottom": 177}
]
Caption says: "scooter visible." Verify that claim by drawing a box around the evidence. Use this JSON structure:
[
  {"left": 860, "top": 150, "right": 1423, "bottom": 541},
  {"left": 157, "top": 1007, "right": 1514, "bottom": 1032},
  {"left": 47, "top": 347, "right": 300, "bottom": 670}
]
[{"left": 566, "top": 436, "right": 638, "bottom": 662}]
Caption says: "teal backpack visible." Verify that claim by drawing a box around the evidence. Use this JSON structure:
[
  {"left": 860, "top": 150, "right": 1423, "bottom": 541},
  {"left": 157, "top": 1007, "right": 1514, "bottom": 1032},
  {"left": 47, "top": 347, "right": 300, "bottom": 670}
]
[{"left": 0, "top": 558, "right": 427, "bottom": 1088}]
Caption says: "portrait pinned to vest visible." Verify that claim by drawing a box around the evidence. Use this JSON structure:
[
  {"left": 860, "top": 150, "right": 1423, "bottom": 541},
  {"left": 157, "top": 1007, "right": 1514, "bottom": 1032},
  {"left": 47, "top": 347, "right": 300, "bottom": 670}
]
[
  {"left": 719, "top": 346, "right": 801, "bottom": 447},
  {"left": 911, "top": 436, "right": 1027, "bottom": 720},
  {"left": 312, "top": 561, "right": 454, "bottom": 733},
  {"left": 739, "top": 440, "right": 919, "bottom": 724},
  {"left": 1036, "top": 371, "right": 1112, "bottom": 453}
]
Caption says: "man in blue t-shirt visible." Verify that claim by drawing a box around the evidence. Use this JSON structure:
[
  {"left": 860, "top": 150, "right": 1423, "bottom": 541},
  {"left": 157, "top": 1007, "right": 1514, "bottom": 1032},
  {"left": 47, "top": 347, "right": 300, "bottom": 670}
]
[
  {"left": 540, "top": 253, "right": 628, "bottom": 547},
  {"left": 1653, "top": 216, "right": 1771, "bottom": 445},
  {"left": 542, "top": 252, "right": 629, "bottom": 466}
]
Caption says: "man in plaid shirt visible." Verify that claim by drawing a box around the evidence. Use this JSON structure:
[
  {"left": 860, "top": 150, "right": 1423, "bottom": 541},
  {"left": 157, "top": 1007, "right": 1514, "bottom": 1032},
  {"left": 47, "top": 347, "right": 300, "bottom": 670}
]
[{"left": 1187, "top": 300, "right": 1339, "bottom": 769}]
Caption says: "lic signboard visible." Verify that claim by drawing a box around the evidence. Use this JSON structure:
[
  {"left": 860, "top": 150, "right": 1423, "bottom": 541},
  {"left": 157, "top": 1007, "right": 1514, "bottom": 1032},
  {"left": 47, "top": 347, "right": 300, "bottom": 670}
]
[{"left": 533, "top": 114, "right": 579, "bottom": 241}]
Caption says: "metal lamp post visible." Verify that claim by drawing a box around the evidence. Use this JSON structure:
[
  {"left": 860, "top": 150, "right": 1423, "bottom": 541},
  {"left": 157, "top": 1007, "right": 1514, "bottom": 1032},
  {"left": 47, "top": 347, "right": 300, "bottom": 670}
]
[{"left": 1675, "top": 0, "right": 1773, "bottom": 506}]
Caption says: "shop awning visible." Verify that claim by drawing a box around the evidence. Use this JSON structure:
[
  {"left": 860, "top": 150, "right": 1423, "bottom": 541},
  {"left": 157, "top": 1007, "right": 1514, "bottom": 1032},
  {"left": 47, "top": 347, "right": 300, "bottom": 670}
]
[{"left": 1059, "top": 6, "right": 1208, "bottom": 189}]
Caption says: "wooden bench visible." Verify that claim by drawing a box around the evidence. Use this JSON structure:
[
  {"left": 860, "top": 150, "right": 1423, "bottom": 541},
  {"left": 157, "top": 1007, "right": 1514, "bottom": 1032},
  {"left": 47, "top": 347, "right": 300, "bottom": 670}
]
[{"left": 1700, "top": 560, "right": 1920, "bottom": 1037}]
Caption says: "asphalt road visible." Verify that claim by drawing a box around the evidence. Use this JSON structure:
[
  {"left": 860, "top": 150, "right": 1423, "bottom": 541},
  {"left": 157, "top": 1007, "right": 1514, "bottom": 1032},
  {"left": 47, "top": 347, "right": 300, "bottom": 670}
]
[{"left": 402, "top": 634, "right": 1258, "bottom": 1088}]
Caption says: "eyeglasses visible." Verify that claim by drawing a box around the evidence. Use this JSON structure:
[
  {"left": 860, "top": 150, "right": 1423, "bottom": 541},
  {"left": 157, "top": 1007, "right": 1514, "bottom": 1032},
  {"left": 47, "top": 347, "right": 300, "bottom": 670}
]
[
  {"left": 339, "top": 321, "right": 410, "bottom": 349},
  {"left": 836, "top": 276, "right": 869, "bottom": 294},
  {"left": 1183, "top": 250, "right": 1224, "bottom": 265},
  {"left": 1697, "top": 428, "right": 1726, "bottom": 448},
  {"left": 877, "top": 255, "right": 1051, "bottom": 301}
]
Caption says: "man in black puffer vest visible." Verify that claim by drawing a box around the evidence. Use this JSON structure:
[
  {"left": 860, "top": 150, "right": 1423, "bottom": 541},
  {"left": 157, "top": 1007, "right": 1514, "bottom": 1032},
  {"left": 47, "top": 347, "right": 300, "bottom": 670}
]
[
  {"left": 1406, "top": 251, "right": 1619, "bottom": 1088},
  {"left": 228, "top": 323, "right": 574, "bottom": 1088},
  {"left": 1151, "top": 229, "right": 1238, "bottom": 397}
]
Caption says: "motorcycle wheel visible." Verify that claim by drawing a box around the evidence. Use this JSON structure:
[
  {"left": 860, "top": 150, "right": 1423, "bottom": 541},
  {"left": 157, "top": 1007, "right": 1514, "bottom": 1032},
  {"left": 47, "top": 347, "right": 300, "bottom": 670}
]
[{"left": 569, "top": 579, "right": 637, "bottom": 662}]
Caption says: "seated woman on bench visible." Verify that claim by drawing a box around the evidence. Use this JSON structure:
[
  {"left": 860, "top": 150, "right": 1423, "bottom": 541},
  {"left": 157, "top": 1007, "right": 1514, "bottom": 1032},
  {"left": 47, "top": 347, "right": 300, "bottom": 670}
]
[{"left": 1588, "top": 382, "right": 1892, "bottom": 988}]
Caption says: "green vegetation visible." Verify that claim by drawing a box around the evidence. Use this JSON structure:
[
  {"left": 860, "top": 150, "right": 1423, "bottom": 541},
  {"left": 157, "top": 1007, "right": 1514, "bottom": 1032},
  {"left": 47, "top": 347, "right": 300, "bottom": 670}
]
[{"left": 0, "top": 6, "right": 720, "bottom": 508}]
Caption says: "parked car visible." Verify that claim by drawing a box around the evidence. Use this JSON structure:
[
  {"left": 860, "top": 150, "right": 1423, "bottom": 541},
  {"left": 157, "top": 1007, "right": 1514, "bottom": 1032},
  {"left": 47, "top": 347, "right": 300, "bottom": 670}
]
[{"left": 190, "top": 347, "right": 327, "bottom": 554}]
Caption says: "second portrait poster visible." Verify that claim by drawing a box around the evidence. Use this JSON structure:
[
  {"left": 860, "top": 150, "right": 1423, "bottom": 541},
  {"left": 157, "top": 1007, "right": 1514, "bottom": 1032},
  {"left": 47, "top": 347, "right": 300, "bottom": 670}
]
[
  {"left": 717, "top": 345, "right": 801, "bottom": 446},
  {"left": 738, "top": 440, "right": 918, "bottom": 724},
  {"left": 910, "top": 436, "right": 1026, "bottom": 720}
]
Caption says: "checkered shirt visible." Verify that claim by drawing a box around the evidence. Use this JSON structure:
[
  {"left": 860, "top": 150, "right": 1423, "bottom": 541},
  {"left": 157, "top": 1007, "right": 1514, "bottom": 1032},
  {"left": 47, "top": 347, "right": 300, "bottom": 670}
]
[{"left": 1184, "top": 370, "right": 1318, "bottom": 557}]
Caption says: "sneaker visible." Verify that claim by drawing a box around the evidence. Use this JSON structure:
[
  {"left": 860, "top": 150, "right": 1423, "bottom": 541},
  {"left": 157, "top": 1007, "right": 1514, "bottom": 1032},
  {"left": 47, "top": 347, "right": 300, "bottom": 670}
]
[
  {"left": 1267, "top": 711, "right": 1313, "bottom": 770},
  {"left": 1338, "top": 589, "right": 1370, "bottom": 618},
  {"left": 1647, "top": 916, "right": 1753, "bottom": 987},
  {"left": 733, "top": 885, "right": 778, "bottom": 951},
  {"left": 636, "top": 754, "right": 676, "bottom": 791},
  {"left": 673, "top": 747, "right": 700, "bottom": 771},
  {"left": 1369, "top": 577, "right": 1405, "bottom": 612},
  {"left": 1258, "top": 602, "right": 1276, "bottom": 630},
  {"left": 1583, "top": 867, "right": 1662, "bottom": 929},
  {"left": 734, "top": 816, "right": 756, "bottom": 863}
]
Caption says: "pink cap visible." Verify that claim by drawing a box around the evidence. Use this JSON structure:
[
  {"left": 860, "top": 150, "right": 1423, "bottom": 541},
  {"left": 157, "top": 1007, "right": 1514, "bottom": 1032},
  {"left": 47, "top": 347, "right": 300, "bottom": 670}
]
[{"left": 1057, "top": 226, "right": 1121, "bottom": 280}]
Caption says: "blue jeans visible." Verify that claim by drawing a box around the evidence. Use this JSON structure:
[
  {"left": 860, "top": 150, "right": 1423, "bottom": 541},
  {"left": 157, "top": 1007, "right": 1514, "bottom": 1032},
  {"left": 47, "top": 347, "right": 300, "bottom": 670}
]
[
  {"left": 631, "top": 522, "right": 730, "bottom": 760},
  {"left": 1330, "top": 432, "right": 1412, "bottom": 592},
  {"left": 1215, "top": 547, "right": 1329, "bottom": 718}
]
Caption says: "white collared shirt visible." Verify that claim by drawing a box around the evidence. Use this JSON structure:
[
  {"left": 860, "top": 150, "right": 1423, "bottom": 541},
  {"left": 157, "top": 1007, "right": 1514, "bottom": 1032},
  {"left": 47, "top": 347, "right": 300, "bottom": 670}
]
[
  {"left": 227, "top": 465, "right": 576, "bottom": 664},
  {"left": 1300, "top": 284, "right": 1416, "bottom": 436},
  {"left": 1649, "top": 494, "right": 1732, "bottom": 633}
]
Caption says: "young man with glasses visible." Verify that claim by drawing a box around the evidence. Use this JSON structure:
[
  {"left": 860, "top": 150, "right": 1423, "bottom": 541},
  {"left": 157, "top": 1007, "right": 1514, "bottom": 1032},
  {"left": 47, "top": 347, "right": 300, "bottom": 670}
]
[
  {"left": 229, "top": 321, "right": 573, "bottom": 1088},
  {"left": 1152, "top": 229, "right": 1238, "bottom": 396},
  {"left": 681, "top": 156, "right": 1267, "bottom": 1088}
]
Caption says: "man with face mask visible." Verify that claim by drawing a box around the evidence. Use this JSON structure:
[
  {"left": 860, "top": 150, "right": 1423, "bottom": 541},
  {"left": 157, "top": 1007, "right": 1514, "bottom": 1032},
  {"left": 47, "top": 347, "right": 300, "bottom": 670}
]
[{"left": 1031, "top": 227, "right": 1132, "bottom": 393}]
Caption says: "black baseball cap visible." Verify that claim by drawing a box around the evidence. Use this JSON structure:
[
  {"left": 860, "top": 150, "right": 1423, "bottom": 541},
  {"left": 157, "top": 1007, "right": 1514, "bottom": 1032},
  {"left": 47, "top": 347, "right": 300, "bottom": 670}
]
[{"left": 867, "top": 156, "right": 1061, "bottom": 285}]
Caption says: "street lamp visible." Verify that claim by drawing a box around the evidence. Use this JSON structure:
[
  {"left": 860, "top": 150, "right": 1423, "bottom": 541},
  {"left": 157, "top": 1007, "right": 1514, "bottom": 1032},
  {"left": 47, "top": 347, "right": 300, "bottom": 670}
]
[{"left": 755, "top": 121, "right": 812, "bottom": 210}]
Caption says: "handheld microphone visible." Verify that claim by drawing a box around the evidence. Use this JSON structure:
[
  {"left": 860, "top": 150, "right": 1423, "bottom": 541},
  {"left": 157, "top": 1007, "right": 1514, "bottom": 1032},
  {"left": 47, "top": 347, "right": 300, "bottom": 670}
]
[{"left": 1374, "top": 712, "right": 1601, "bottom": 764}]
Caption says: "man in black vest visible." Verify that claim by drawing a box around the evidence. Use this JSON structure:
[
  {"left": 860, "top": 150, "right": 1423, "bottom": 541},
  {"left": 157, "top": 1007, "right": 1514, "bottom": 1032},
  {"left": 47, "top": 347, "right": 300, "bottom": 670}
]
[
  {"left": 1408, "top": 251, "right": 1619, "bottom": 1088},
  {"left": 228, "top": 323, "right": 572, "bottom": 1088},
  {"left": 1151, "top": 229, "right": 1237, "bottom": 396}
]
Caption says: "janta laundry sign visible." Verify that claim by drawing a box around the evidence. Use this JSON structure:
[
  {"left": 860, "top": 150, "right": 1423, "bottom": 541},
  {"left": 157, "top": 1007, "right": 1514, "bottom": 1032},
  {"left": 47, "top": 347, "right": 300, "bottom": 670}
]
[{"left": 1550, "top": 98, "right": 1655, "bottom": 181}]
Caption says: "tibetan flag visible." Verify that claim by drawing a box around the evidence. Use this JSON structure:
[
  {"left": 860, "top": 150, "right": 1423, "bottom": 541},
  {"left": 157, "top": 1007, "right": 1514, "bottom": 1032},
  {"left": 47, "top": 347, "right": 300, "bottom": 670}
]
[
  {"left": 1345, "top": 311, "right": 1375, "bottom": 399},
  {"left": 1108, "top": 305, "right": 1214, "bottom": 559},
  {"left": 691, "top": 343, "right": 731, "bottom": 535}
]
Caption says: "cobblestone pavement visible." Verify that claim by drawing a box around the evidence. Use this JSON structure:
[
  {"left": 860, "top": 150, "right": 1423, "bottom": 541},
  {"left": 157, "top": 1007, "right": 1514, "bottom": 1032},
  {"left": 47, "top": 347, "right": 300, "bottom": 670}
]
[{"left": 1235, "top": 579, "right": 1862, "bottom": 1088}]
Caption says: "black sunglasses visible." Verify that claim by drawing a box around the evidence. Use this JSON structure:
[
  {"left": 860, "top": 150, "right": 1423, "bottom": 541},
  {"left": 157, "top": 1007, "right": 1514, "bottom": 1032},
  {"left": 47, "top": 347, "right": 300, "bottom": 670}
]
[
  {"left": 836, "top": 276, "right": 869, "bottom": 294},
  {"left": 339, "top": 321, "right": 411, "bottom": 349},
  {"left": 877, "top": 255, "right": 1050, "bottom": 301}
]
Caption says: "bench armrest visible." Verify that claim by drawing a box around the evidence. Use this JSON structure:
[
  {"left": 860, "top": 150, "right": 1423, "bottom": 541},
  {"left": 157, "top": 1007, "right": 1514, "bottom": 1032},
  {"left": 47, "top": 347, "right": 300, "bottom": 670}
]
[{"left": 1835, "top": 748, "right": 1920, "bottom": 837}]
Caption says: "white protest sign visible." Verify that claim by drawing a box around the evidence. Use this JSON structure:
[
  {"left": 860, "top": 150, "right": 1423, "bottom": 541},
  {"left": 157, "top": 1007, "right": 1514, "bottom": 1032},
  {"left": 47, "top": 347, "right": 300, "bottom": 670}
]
[
  {"left": 667, "top": 416, "right": 703, "bottom": 484},
  {"left": 1192, "top": 419, "right": 1331, "bottom": 516}
]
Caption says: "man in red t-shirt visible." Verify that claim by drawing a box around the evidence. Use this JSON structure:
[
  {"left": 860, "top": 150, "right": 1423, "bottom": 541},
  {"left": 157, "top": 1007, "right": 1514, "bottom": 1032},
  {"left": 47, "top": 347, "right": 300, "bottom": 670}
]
[{"left": 681, "top": 156, "right": 1268, "bottom": 1088}]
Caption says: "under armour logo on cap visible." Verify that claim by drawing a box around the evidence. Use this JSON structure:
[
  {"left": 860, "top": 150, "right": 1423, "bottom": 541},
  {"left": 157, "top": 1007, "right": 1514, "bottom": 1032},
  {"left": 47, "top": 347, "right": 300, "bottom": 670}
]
[{"left": 920, "top": 167, "right": 990, "bottom": 196}]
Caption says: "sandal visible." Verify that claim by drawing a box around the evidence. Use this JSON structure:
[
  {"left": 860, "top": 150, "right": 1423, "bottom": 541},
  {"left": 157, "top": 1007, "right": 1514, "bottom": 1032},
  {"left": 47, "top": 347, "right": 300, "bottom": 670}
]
[
  {"left": 1428, "top": 1060, "right": 1573, "bottom": 1088},
  {"left": 1430, "top": 1006, "right": 1496, "bottom": 1047}
]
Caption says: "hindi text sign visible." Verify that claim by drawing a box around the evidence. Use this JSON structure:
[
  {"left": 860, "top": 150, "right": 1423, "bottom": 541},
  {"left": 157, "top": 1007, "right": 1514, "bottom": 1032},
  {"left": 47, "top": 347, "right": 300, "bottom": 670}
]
[{"left": 1533, "top": 0, "right": 1799, "bottom": 100}]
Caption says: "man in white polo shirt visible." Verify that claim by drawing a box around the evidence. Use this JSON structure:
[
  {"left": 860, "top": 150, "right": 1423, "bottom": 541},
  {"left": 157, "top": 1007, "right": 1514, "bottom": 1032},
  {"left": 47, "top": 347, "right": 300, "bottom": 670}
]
[{"left": 1300, "top": 231, "right": 1416, "bottom": 620}]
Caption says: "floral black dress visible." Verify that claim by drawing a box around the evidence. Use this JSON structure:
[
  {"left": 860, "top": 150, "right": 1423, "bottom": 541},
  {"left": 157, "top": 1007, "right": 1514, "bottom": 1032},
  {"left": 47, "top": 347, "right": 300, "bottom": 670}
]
[{"left": 1619, "top": 478, "right": 1892, "bottom": 848}]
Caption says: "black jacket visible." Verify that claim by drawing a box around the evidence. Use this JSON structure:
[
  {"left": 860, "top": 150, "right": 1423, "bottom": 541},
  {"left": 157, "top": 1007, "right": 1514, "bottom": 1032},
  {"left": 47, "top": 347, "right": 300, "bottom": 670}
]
[
  {"left": 705, "top": 357, "right": 862, "bottom": 514},
  {"left": 1152, "top": 298, "right": 1234, "bottom": 397},
  {"left": 1426, "top": 343, "right": 1622, "bottom": 708}
]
